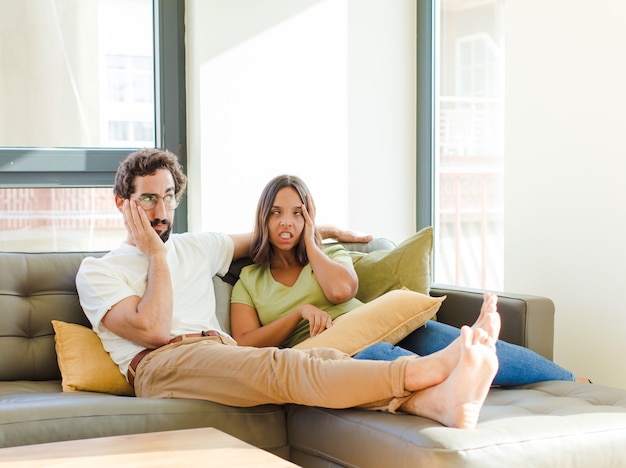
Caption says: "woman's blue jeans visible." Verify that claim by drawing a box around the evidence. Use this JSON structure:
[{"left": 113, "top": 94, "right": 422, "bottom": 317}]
[{"left": 353, "top": 320, "right": 574, "bottom": 386}]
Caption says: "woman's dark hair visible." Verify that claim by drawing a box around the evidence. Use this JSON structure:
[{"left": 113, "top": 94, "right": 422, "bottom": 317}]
[
  {"left": 113, "top": 148, "right": 187, "bottom": 200},
  {"left": 251, "top": 174, "right": 321, "bottom": 266}
]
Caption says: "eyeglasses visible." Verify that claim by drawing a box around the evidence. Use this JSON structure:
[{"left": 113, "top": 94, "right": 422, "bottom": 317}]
[{"left": 133, "top": 194, "right": 180, "bottom": 211}]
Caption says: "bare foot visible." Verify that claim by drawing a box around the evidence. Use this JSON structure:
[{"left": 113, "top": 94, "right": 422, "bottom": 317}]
[
  {"left": 401, "top": 326, "right": 498, "bottom": 429},
  {"left": 402, "top": 293, "right": 501, "bottom": 392},
  {"left": 472, "top": 293, "right": 501, "bottom": 343},
  {"left": 405, "top": 293, "right": 501, "bottom": 391},
  {"left": 401, "top": 345, "right": 459, "bottom": 391},
  {"left": 576, "top": 377, "right": 592, "bottom": 384}
]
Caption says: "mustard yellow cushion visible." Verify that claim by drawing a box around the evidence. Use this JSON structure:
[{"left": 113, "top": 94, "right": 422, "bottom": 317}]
[
  {"left": 293, "top": 289, "right": 444, "bottom": 356},
  {"left": 52, "top": 320, "right": 134, "bottom": 396},
  {"left": 351, "top": 227, "right": 433, "bottom": 303}
]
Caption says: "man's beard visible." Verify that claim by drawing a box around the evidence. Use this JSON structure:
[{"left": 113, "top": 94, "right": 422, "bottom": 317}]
[{"left": 151, "top": 218, "right": 172, "bottom": 243}]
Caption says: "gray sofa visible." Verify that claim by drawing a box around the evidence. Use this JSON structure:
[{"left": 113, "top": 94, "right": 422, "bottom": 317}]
[{"left": 2, "top": 241, "right": 626, "bottom": 467}]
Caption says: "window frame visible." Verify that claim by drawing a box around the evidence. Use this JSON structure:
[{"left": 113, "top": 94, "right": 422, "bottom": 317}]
[
  {"left": 416, "top": 0, "right": 435, "bottom": 231},
  {"left": 0, "top": 0, "right": 188, "bottom": 234}
]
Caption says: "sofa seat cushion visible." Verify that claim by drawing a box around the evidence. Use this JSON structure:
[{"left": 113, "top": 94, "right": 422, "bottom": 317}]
[
  {"left": 0, "top": 380, "right": 62, "bottom": 396},
  {"left": 287, "top": 381, "right": 626, "bottom": 467},
  {"left": 0, "top": 381, "right": 288, "bottom": 458}
]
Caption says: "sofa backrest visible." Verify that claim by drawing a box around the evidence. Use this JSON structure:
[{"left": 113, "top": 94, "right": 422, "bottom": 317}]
[
  {"left": 0, "top": 238, "right": 395, "bottom": 382},
  {"left": 0, "top": 251, "right": 105, "bottom": 381}
]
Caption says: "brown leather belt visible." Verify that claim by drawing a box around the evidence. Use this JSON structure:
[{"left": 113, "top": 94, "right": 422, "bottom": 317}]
[{"left": 127, "top": 330, "right": 221, "bottom": 390}]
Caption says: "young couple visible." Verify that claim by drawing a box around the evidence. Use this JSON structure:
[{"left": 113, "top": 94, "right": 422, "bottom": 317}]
[{"left": 74, "top": 149, "right": 565, "bottom": 433}]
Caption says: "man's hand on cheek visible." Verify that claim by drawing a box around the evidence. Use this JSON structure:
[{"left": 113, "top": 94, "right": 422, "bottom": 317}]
[{"left": 123, "top": 200, "right": 165, "bottom": 254}]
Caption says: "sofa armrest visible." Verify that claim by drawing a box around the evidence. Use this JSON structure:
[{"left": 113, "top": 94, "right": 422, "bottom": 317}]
[{"left": 429, "top": 284, "right": 555, "bottom": 360}]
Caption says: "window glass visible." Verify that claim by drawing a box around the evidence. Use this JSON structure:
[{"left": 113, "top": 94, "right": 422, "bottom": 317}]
[
  {"left": 434, "top": 0, "right": 504, "bottom": 290},
  {"left": 0, "top": 0, "right": 154, "bottom": 148},
  {"left": 0, "top": 188, "right": 124, "bottom": 251}
]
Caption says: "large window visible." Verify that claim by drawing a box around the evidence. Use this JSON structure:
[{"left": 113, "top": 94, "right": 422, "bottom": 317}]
[
  {"left": 0, "top": 0, "right": 186, "bottom": 251},
  {"left": 430, "top": 0, "right": 505, "bottom": 290}
]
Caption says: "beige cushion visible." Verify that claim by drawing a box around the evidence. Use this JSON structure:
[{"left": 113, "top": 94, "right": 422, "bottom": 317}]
[
  {"left": 52, "top": 320, "right": 134, "bottom": 396},
  {"left": 352, "top": 227, "right": 433, "bottom": 303},
  {"left": 293, "top": 289, "right": 444, "bottom": 356}
]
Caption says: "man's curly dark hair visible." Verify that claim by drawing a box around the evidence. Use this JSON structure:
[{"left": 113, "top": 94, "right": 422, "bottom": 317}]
[{"left": 113, "top": 148, "right": 187, "bottom": 200}]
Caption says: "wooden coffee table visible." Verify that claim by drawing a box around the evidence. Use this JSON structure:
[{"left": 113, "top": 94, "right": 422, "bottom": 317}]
[{"left": 0, "top": 427, "right": 298, "bottom": 467}]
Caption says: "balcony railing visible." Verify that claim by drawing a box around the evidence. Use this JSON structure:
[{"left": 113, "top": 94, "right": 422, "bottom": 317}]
[{"left": 436, "top": 96, "right": 503, "bottom": 290}]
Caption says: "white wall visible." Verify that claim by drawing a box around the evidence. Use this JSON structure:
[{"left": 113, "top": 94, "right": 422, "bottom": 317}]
[
  {"left": 505, "top": 0, "right": 626, "bottom": 388},
  {"left": 185, "top": 0, "right": 416, "bottom": 244},
  {"left": 346, "top": 1, "right": 416, "bottom": 240}
]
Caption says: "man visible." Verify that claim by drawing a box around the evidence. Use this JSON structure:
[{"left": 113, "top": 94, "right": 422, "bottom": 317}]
[{"left": 76, "top": 148, "right": 500, "bottom": 429}]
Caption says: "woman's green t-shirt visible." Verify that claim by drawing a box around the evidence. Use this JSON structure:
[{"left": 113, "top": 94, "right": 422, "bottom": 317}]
[{"left": 231, "top": 244, "right": 363, "bottom": 348}]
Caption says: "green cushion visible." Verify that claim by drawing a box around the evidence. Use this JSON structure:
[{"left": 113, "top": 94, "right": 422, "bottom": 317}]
[{"left": 352, "top": 227, "right": 433, "bottom": 303}]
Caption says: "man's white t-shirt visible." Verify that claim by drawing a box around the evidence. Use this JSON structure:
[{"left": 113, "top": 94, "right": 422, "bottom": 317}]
[{"left": 76, "top": 231, "right": 234, "bottom": 377}]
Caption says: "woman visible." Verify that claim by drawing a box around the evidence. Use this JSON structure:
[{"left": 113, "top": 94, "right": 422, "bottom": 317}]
[{"left": 230, "top": 175, "right": 581, "bottom": 386}]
